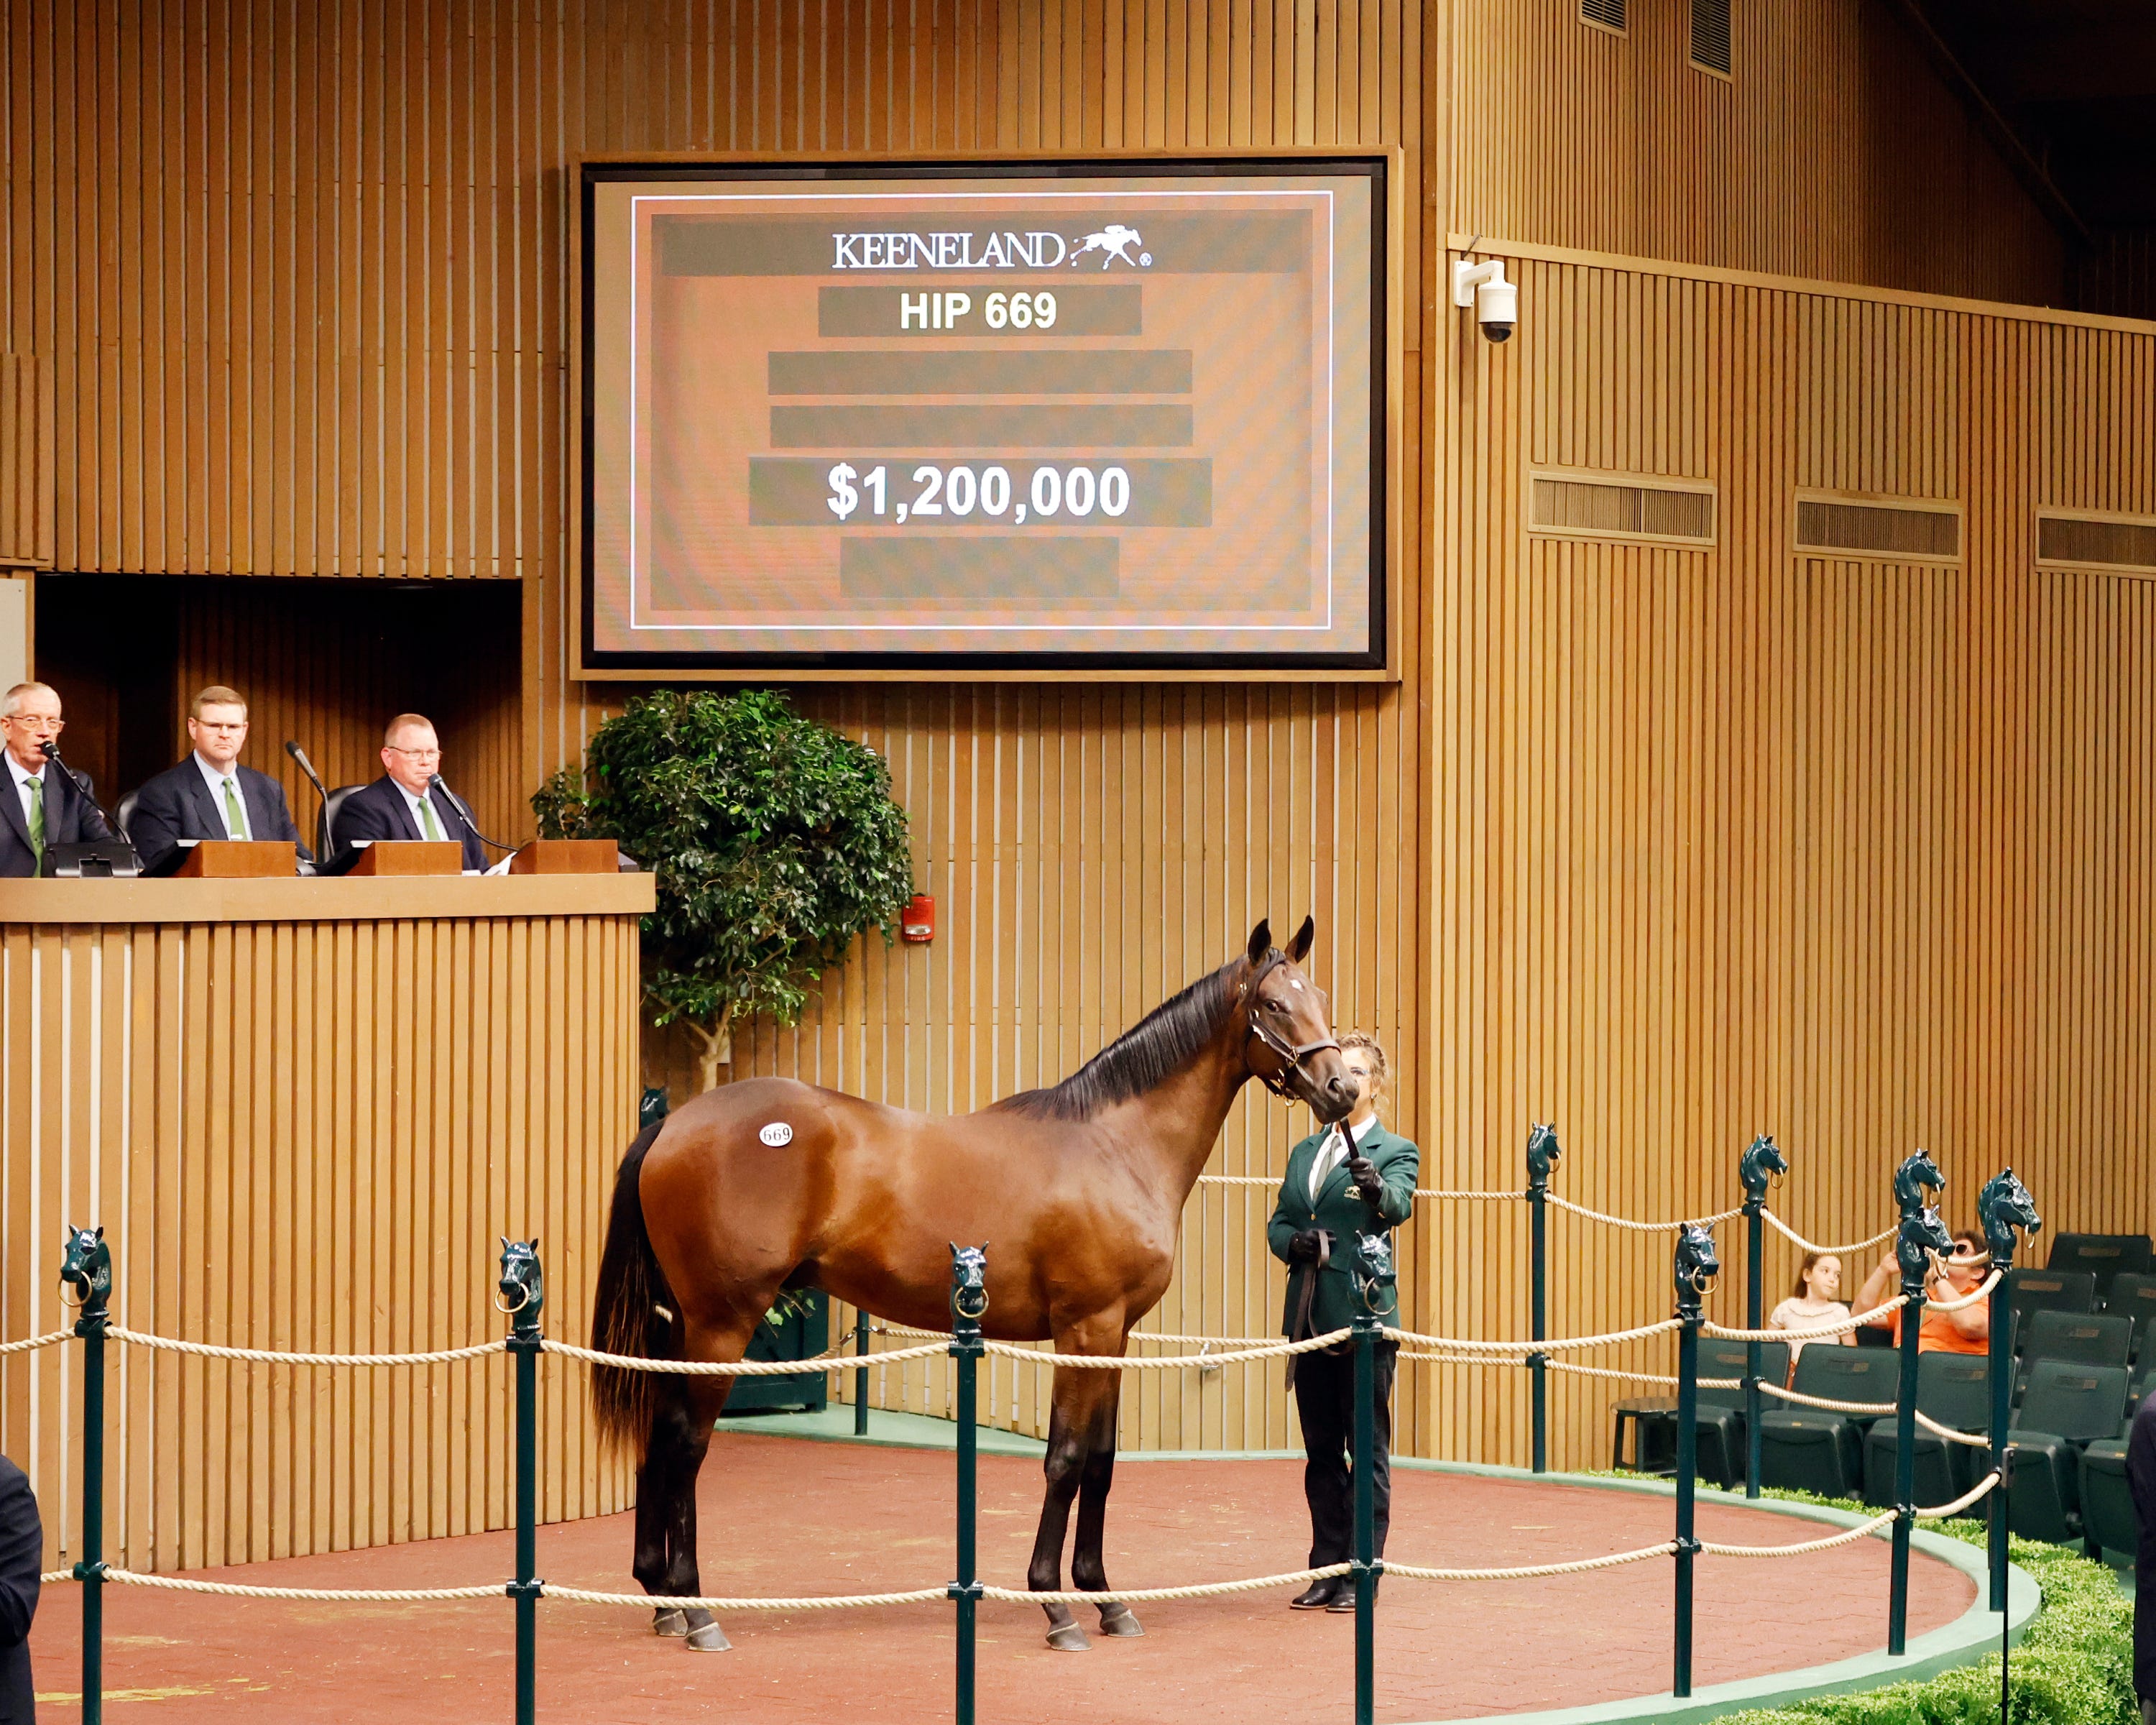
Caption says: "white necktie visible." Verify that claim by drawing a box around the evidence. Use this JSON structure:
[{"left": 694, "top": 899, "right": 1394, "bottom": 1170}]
[{"left": 1310, "top": 1125, "right": 1350, "bottom": 1203}]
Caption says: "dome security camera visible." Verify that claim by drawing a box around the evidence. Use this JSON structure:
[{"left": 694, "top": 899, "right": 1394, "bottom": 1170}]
[{"left": 1450, "top": 257, "right": 1517, "bottom": 344}]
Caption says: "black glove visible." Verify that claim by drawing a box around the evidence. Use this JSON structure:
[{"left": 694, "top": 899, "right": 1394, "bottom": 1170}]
[
  {"left": 1288, "top": 1228, "right": 1327, "bottom": 1264},
  {"left": 1348, "top": 1155, "right": 1383, "bottom": 1200}
]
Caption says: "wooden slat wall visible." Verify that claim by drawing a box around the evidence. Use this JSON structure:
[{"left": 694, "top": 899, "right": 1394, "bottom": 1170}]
[
  {"left": 9, "top": 1, "right": 2148, "bottom": 1483},
  {"left": 1427, "top": 242, "right": 2156, "bottom": 1471},
  {"left": 0, "top": 894, "right": 643, "bottom": 1571},
  {"left": 1446, "top": 0, "right": 2066, "bottom": 303},
  {"left": 0, "top": 351, "right": 47, "bottom": 565}
]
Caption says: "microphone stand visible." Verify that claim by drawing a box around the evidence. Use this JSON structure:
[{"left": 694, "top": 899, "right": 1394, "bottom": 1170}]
[
  {"left": 39, "top": 739, "right": 140, "bottom": 873},
  {"left": 426, "top": 772, "right": 515, "bottom": 855},
  {"left": 284, "top": 740, "right": 333, "bottom": 858}
]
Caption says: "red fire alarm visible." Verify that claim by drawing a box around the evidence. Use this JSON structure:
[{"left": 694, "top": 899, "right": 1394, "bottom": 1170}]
[{"left": 901, "top": 893, "right": 936, "bottom": 944}]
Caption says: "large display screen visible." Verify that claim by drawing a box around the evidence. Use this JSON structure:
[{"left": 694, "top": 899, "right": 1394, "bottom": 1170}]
[{"left": 579, "top": 157, "right": 1388, "bottom": 674}]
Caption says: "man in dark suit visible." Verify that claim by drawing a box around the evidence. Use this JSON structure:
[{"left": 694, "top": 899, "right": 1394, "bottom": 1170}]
[
  {"left": 125, "top": 685, "right": 310, "bottom": 874},
  {"left": 0, "top": 1452, "right": 41, "bottom": 1724},
  {"left": 332, "top": 714, "right": 488, "bottom": 871},
  {"left": 0, "top": 681, "right": 113, "bottom": 878},
  {"left": 1266, "top": 1034, "right": 1419, "bottom": 1612}
]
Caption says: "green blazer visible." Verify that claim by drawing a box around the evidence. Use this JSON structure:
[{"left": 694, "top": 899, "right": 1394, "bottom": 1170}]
[{"left": 1266, "top": 1121, "right": 1419, "bottom": 1335}]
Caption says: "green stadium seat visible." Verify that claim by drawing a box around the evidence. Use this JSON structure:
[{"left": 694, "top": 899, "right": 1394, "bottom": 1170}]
[
  {"left": 1759, "top": 1347, "right": 1896, "bottom": 1498},
  {"left": 1862, "top": 1352, "right": 1991, "bottom": 1512},
  {"left": 2044, "top": 1232, "right": 2153, "bottom": 1299},
  {"left": 2013, "top": 1308, "right": 2132, "bottom": 1400},
  {"left": 2006, "top": 1268, "right": 2096, "bottom": 1341},
  {"left": 2077, "top": 1435, "right": 2137, "bottom": 1560},
  {"left": 2101, "top": 1272, "right": 2156, "bottom": 1357},
  {"left": 2004, "top": 1359, "right": 2130, "bottom": 1545},
  {"left": 1641, "top": 1337, "right": 1789, "bottom": 1488}
]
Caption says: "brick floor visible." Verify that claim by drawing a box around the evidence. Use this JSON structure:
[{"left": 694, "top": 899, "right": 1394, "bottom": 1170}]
[{"left": 27, "top": 1430, "right": 1974, "bottom": 1724}]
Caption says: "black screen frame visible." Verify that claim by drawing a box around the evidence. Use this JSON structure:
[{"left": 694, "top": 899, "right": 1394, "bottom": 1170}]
[{"left": 577, "top": 154, "right": 1390, "bottom": 678}]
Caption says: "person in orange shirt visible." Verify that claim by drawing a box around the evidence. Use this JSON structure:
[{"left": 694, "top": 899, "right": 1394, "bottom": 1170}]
[{"left": 1854, "top": 1228, "right": 1991, "bottom": 1354}]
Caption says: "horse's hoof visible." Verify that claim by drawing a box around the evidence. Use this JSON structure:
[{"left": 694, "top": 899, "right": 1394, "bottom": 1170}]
[
  {"left": 1097, "top": 1601, "right": 1143, "bottom": 1637},
  {"left": 1046, "top": 1621, "right": 1092, "bottom": 1652},
  {"left": 653, "top": 1607, "right": 689, "bottom": 1637},
  {"left": 683, "top": 1617, "right": 731, "bottom": 1653}
]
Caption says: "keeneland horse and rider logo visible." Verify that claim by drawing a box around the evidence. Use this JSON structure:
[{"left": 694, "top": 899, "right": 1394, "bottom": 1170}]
[{"left": 1072, "top": 224, "right": 1149, "bottom": 268}]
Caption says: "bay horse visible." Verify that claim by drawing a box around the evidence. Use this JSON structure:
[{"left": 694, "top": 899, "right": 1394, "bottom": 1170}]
[{"left": 589, "top": 916, "right": 1356, "bottom": 1652}]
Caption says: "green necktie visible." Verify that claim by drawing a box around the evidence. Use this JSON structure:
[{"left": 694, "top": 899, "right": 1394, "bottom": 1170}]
[
  {"left": 25, "top": 775, "right": 43, "bottom": 868},
  {"left": 222, "top": 776, "right": 248, "bottom": 840},
  {"left": 419, "top": 794, "right": 444, "bottom": 842}
]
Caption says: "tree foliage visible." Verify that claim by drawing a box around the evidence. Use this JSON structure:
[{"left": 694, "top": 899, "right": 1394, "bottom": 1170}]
[{"left": 533, "top": 689, "right": 913, "bottom": 1085}]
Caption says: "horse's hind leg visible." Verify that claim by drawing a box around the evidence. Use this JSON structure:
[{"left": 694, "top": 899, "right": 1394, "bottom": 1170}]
[
  {"left": 634, "top": 1401, "right": 685, "bottom": 1637},
  {"left": 1071, "top": 1380, "right": 1141, "bottom": 1638},
  {"left": 663, "top": 1373, "right": 734, "bottom": 1651},
  {"left": 1031, "top": 1363, "right": 1123, "bottom": 1651}
]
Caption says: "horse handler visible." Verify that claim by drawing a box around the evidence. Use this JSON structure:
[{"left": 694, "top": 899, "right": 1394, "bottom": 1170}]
[{"left": 1266, "top": 1033, "right": 1419, "bottom": 1612}]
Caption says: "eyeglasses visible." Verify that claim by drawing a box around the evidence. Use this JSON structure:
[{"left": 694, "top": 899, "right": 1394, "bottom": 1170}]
[
  {"left": 386, "top": 745, "right": 443, "bottom": 761},
  {"left": 4, "top": 714, "right": 62, "bottom": 731}
]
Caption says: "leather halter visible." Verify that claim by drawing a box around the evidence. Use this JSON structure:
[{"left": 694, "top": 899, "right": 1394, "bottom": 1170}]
[{"left": 1238, "top": 949, "right": 1342, "bottom": 1099}]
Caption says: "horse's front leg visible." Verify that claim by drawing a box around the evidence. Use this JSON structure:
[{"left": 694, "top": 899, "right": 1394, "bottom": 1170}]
[{"left": 1071, "top": 1374, "right": 1141, "bottom": 1637}]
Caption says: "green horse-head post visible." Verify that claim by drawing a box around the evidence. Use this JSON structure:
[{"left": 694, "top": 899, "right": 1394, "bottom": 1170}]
[
  {"left": 1525, "top": 1123, "right": 1562, "bottom": 1194},
  {"left": 1896, "top": 1206, "right": 1954, "bottom": 1284},
  {"left": 497, "top": 1238, "right": 545, "bottom": 1340},
  {"left": 1738, "top": 1134, "right": 1788, "bottom": 1207},
  {"left": 1892, "top": 1149, "right": 1945, "bottom": 1218},
  {"left": 1978, "top": 1168, "right": 2041, "bottom": 1271},
  {"left": 948, "top": 1243, "right": 990, "bottom": 1325},
  {"left": 60, "top": 1224, "right": 111, "bottom": 1326},
  {"left": 1673, "top": 1222, "right": 1720, "bottom": 1320},
  {"left": 1353, "top": 1230, "right": 1398, "bottom": 1320}
]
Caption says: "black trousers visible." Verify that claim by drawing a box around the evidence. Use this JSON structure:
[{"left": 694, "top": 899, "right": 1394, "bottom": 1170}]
[{"left": 1293, "top": 1345, "right": 1395, "bottom": 1568}]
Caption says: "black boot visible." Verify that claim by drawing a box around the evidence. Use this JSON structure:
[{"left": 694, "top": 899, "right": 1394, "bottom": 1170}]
[
  {"left": 1326, "top": 1580, "right": 1376, "bottom": 1613},
  {"left": 1289, "top": 1577, "right": 1344, "bottom": 1610}
]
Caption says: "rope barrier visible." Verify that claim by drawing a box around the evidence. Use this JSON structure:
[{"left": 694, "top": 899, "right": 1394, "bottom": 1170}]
[
  {"left": 101, "top": 1566, "right": 502, "bottom": 1602},
  {"left": 0, "top": 1330, "right": 74, "bottom": 1356},
  {"left": 1192, "top": 1174, "right": 1521, "bottom": 1201},
  {"left": 1542, "top": 1361, "right": 1740, "bottom": 1388},
  {"left": 1924, "top": 1271, "right": 2001, "bottom": 1312},
  {"left": 108, "top": 1328, "right": 507, "bottom": 1368},
  {"left": 1383, "top": 1317, "right": 1685, "bottom": 1354},
  {"left": 1698, "top": 1512, "right": 1898, "bottom": 1557},
  {"left": 1705, "top": 1295, "right": 1907, "bottom": 1344},
  {"left": 1756, "top": 1382, "right": 1895, "bottom": 1417},
  {"left": 1915, "top": 1472, "right": 2001, "bottom": 1519},
  {"left": 1759, "top": 1211, "right": 1899, "bottom": 1256},
  {"left": 982, "top": 1563, "right": 1354, "bottom": 1606},
  {"left": 1545, "top": 1197, "right": 1745, "bottom": 1232},
  {"left": 545, "top": 1581, "right": 951, "bottom": 1611},
  {"left": 1384, "top": 1541, "right": 1678, "bottom": 1581},
  {"left": 981, "top": 1332, "right": 1351, "bottom": 1370},
  {"left": 543, "top": 1338, "right": 952, "bottom": 1376},
  {"left": 40, "top": 1569, "right": 73, "bottom": 1585}
]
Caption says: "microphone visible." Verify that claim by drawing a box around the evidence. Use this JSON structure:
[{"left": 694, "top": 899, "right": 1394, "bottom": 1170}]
[
  {"left": 284, "top": 739, "right": 331, "bottom": 806},
  {"left": 41, "top": 738, "right": 106, "bottom": 814},
  {"left": 427, "top": 771, "right": 515, "bottom": 853}
]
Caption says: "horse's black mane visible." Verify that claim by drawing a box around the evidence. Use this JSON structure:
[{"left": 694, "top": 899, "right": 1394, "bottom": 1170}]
[{"left": 994, "top": 957, "right": 1244, "bottom": 1121}]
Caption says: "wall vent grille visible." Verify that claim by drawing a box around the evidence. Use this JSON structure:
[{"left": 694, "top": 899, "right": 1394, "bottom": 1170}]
[
  {"left": 1530, "top": 474, "right": 1715, "bottom": 546},
  {"left": 1581, "top": 0, "right": 1626, "bottom": 33},
  {"left": 2037, "top": 513, "right": 2156, "bottom": 574},
  {"left": 1795, "top": 497, "right": 1961, "bottom": 561},
  {"left": 1690, "top": 0, "right": 1732, "bottom": 75}
]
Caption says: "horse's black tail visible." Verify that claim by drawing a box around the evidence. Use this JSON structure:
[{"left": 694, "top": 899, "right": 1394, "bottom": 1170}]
[{"left": 589, "top": 1120, "right": 673, "bottom": 1460}]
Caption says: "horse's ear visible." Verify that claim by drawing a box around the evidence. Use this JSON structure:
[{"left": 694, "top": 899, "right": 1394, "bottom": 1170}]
[
  {"left": 1245, "top": 919, "right": 1272, "bottom": 965},
  {"left": 94, "top": 1225, "right": 103, "bottom": 1242},
  {"left": 530, "top": 1237, "right": 540, "bottom": 1256},
  {"left": 1286, "top": 915, "right": 1314, "bottom": 963},
  {"left": 949, "top": 1241, "right": 959, "bottom": 1259}
]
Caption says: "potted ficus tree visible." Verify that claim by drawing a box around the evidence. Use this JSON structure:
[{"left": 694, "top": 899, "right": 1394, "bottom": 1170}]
[
  {"left": 533, "top": 688, "right": 914, "bottom": 1093},
  {"left": 533, "top": 689, "right": 915, "bottom": 1410}
]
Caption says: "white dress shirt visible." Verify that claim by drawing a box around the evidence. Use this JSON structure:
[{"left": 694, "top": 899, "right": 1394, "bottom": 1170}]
[
  {"left": 395, "top": 779, "right": 446, "bottom": 839},
  {"left": 1309, "top": 1113, "right": 1380, "bottom": 1203},
  {"left": 193, "top": 753, "right": 250, "bottom": 839},
  {"left": 6, "top": 752, "right": 45, "bottom": 832}
]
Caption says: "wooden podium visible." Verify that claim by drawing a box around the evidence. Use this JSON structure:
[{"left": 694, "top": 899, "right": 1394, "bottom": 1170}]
[
  {"left": 173, "top": 840, "right": 298, "bottom": 878},
  {"left": 509, "top": 838, "right": 619, "bottom": 875},
  {"left": 345, "top": 840, "right": 464, "bottom": 876}
]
